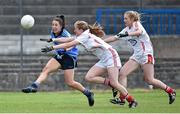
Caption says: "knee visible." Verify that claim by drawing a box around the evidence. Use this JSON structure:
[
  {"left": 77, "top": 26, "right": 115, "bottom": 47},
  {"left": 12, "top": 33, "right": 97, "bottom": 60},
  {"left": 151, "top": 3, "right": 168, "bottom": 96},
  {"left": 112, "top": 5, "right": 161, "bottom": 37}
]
[
  {"left": 42, "top": 67, "right": 50, "bottom": 74},
  {"left": 119, "top": 72, "right": 127, "bottom": 80},
  {"left": 144, "top": 77, "right": 154, "bottom": 84},
  {"left": 109, "top": 79, "right": 119, "bottom": 88},
  {"left": 66, "top": 81, "right": 76, "bottom": 87},
  {"left": 42, "top": 67, "right": 47, "bottom": 72},
  {"left": 85, "top": 75, "right": 92, "bottom": 82}
]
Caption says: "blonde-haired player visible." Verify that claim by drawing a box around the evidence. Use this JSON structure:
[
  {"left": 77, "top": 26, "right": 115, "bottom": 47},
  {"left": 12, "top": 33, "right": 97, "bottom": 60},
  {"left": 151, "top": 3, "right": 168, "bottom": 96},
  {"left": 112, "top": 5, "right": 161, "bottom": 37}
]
[
  {"left": 41, "top": 20, "right": 138, "bottom": 108},
  {"left": 104, "top": 10, "right": 176, "bottom": 105}
]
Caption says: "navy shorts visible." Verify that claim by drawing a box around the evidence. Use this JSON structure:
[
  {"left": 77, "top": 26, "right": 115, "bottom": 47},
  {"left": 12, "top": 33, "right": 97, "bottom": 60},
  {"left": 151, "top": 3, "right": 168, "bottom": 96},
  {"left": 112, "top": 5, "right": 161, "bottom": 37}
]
[{"left": 54, "top": 53, "right": 77, "bottom": 70}]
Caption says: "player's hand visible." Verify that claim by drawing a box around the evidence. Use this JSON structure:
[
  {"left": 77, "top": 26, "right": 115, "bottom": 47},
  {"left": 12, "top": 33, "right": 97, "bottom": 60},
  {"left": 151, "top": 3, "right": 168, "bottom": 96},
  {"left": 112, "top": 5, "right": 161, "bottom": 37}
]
[
  {"left": 40, "top": 38, "right": 53, "bottom": 42},
  {"left": 41, "top": 46, "right": 54, "bottom": 53},
  {"left": 116, "top": 32, "right": 129, "bottom": 38}
]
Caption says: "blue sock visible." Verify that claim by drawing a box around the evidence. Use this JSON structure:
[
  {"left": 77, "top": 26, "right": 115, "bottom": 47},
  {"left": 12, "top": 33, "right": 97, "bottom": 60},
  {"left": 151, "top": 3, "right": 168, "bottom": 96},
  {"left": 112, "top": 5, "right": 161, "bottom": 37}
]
[
  {"left": 83, "top": 88, "right": 91, "bottom": 97},
  {"left": 31, "top": 82, "right": 39, "bottom": 89}
]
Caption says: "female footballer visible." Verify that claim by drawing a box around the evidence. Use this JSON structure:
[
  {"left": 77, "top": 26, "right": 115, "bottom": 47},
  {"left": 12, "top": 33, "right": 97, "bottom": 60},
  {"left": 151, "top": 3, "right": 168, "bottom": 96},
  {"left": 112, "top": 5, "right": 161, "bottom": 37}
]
[
  {"left": 41, "top": 20, "right": 138, "bottom": 108},
  {"left": 104, "top": 10, "right": 176, "bottom": 105},
  {"left": 22, "top": 15, "right": 94, "bottom": 107}
]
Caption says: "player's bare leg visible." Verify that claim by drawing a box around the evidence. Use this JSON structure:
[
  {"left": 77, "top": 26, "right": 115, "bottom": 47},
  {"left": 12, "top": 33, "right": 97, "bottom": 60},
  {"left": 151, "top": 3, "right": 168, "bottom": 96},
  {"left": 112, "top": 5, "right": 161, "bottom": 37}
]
[
  {"left": 142, "top": 63, "right": 176, "bottom": 104},
  {"left": 22, "top": 58, "right": 59, "bottom": 93},
  {"left": 110, "top": 60, "right": 139, "bottom": 105},
  {"left": 85, "top": 65, "right": 108, "bottom": 106},
  {"left": 64, "top": 69, "right": 94, "bottom": 106},
  {"left": 107, "top": 67, "right": 138, "bottom": 108},
  {"left": 85, "top": 65, "right": 107, "bottom": 84}
]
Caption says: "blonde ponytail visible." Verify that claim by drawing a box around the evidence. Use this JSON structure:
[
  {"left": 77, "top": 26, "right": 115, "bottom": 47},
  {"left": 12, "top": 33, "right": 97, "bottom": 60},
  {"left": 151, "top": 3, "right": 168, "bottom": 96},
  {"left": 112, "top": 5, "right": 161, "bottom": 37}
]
[
  {"left": 74, "top": 21, "right": 105, "bottom": 38},
  {"left": 88, "top": 22, "right": 105, "bottom": 38}
]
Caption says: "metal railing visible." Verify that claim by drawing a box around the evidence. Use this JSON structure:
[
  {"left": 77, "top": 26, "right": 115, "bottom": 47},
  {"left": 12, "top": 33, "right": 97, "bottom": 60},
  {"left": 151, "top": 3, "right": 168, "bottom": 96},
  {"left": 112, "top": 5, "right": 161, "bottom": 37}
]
[{"left": 96, "top": 9, "right": 180, "bottom": 35}]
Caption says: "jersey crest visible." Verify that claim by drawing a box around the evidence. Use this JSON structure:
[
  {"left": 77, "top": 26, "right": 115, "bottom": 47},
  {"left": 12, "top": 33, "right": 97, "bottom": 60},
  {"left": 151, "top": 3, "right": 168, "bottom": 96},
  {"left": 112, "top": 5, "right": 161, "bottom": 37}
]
[{"left": 128, "top": 39, "right": 137, "bottom": 46}]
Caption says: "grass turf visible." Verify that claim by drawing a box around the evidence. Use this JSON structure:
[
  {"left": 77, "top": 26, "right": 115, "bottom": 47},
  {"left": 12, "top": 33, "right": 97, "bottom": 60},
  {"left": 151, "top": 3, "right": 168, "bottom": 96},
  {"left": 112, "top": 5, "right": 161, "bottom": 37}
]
[{"left": 0, "top": 89, "right": 179, "bottom": 113}]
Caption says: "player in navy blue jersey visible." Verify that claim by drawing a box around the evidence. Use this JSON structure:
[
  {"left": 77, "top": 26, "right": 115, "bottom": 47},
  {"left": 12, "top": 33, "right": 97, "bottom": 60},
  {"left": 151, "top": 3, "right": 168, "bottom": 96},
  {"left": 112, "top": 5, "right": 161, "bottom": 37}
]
[{"left": 22, "top": 15, "right": 94, "bottom": 107}]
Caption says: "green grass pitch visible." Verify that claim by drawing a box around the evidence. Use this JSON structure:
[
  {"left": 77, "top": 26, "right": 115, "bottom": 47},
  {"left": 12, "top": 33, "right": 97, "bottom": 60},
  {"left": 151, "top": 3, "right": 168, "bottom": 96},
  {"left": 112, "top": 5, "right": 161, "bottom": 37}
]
[{"left": 0, "top": 89, "right": 179, "bottom": 113}]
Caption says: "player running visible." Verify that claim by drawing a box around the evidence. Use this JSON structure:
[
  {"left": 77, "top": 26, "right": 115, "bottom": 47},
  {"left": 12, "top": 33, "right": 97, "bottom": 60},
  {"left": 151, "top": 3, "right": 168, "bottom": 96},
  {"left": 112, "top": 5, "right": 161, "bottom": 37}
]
[
  {"left": 41, "top": 20, "right": 138, "bottom": 108},
  {"left": 22, "top": 15, "right": 94, "bottom": 107},
  {"left": 104, "top": 10, "right": 176, "bottom": 105}
]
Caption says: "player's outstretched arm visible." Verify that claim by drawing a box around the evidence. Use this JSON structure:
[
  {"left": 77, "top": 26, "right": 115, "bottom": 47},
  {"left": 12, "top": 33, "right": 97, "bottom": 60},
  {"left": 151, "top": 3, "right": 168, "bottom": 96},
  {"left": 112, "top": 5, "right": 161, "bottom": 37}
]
[
  {"left": 40, "top": 37, "right": 74, "bottom": 43},
  {"left": 104, "top": 31, "right": 129, "bottom": 43},
  {"left": 53, "top": 37, "right": 75, "bottom": 43},
  {"left": 104, "top": 36, "right": 118, "bottom": 43},
  {"left": 41, "top": 40, "right": 79, "bottom": 53}
]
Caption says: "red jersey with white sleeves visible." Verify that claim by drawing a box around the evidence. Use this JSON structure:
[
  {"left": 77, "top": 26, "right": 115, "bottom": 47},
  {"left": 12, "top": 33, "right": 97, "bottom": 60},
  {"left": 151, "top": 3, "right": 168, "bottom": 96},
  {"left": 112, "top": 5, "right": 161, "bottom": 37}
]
[
  {"left": 117, "top": 21, "right": 154, "bottom": 64},
  {"left": 75, "top": 29, "right": 121, "bottom": 68}
]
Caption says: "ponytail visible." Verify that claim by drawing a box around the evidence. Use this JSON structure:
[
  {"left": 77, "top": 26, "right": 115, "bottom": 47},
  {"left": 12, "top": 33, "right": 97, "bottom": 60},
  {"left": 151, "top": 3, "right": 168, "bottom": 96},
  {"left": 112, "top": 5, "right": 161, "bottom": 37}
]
[
  {"left": 88, "top": 22, "right": 105, "bottom": 38},
  {"left": 74, "top": 21, "right": 105, "bottom": 38}
]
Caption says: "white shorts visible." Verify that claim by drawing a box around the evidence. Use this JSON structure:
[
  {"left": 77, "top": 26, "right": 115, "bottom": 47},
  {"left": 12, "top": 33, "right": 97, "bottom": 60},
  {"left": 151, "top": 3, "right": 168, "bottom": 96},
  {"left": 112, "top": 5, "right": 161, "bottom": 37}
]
[
  {"left": 95, "top": 48, "right": 122, "bottom": 68},
  {"left": 130, "top": 53, "right": 155, "bottom": 65}
]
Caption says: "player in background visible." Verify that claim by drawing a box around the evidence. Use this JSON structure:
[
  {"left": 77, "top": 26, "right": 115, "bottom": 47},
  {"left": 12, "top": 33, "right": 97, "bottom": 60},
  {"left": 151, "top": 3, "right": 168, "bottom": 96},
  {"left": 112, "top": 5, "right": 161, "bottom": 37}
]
[
  {"left": 104, "top": 10, "right": 176, "bottom": 105},
  {"left": 41, "top": 20, "right": 138, "bottom": 108},
  {"left": 22, "top": 15, "right": 94, "bottom": 107}
]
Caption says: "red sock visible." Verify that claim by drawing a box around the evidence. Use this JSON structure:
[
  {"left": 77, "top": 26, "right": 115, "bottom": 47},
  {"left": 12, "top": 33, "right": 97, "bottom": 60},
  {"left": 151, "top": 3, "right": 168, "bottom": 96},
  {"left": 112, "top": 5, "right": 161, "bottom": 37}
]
[
  {"left": 120, "top": 93, "right": 134, "bottom": 103},
  {"left": 119, "top": 93, "right": 126, "bottom": 101},
  {"left": 165, "top": 86, "right": 174, "bottom": 94},
  {"left": 126, "top": 95, "right": 134, "bottom": 103}
]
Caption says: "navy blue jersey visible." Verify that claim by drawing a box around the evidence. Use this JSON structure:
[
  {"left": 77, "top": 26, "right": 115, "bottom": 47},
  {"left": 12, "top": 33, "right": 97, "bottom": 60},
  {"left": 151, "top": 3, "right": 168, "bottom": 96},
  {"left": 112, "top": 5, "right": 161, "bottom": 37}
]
[{"left": 50, "top": 29, "right": 78, "bottom": 59}]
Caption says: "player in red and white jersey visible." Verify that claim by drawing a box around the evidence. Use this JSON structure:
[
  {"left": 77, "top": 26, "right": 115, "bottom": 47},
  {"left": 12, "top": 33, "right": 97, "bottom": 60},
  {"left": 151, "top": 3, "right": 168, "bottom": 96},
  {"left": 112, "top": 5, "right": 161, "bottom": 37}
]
[
  {"left": 76, "top": 29, "right": 121, "bottom": 68},
  {"left": 41, "top": 20, "right": 138, "bottom": 108},
  {"left": 104, "top": 10, "right": 176, "bottom": 105},
  {"left": 120, "top": 21, "right": 154, "bottom": 64}
]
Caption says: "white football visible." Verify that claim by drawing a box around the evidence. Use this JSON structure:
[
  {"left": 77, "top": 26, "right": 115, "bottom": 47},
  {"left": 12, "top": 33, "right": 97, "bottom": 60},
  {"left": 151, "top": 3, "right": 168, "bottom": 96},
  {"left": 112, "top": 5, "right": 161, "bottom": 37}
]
[{"left": 21, "top": 15, "right": 35, "bottom": 29}]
